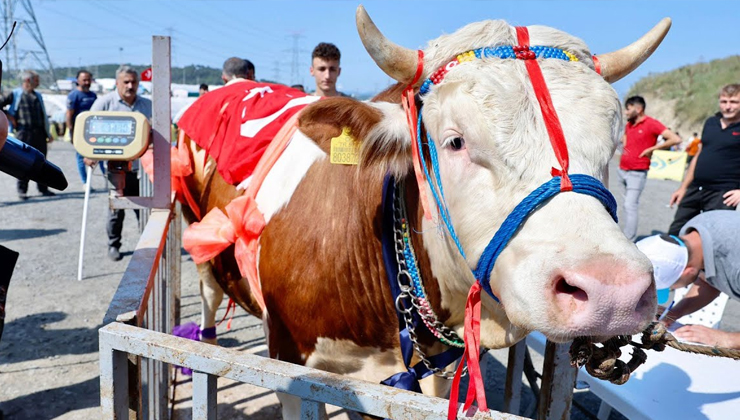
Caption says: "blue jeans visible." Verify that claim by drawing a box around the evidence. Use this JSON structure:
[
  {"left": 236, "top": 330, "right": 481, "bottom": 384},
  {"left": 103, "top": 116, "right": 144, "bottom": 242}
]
[
  {"left": 76, "top": 152, "right": 106, "bottom": 184},
  {"left": 617, "top": 169, "right": 648, "bottom": 241}
]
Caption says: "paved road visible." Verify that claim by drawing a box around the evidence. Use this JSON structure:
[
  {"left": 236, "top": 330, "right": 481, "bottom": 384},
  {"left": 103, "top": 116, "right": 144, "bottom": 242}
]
[{"left": 1, "top": 141, "right": 737, "bottom": 419}]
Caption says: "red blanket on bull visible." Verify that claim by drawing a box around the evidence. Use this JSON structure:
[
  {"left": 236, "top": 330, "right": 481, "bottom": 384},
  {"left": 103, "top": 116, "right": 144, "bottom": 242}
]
[{"left": 177, "top": 80, "right": 319, "bottom": 185}]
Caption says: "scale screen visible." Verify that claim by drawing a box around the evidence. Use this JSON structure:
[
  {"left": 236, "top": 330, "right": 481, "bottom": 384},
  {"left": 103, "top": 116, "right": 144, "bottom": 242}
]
[
  {"left": 73, "top": 111, "right": 150, "bottom": 160},
  {"left": 89, "top": 120, "right": 134, "bottom": 136}
]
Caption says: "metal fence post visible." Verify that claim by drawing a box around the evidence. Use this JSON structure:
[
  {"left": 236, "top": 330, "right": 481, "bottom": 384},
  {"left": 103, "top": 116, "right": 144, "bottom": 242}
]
[
  {"left": 504, "top": 341, "right": 526, "bottom": 415},
  {"left": 537, "top": 340, "right": 577, "bottom": 420},
  {"left": 192, "top": 371, "right": 217, "bottom": 420},
  {"left": 100, "top": 339, "right": 130, "bottom": 420}
]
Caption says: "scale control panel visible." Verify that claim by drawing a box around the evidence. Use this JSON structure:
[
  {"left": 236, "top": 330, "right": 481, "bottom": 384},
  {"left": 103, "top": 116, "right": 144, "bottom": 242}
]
[{"left": 73, "top": 111, "right": 150, "bottom": 160}]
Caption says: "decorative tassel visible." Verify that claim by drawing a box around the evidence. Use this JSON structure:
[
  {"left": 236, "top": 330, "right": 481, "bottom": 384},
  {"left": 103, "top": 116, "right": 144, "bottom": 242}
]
[{"left": 448, "top": 282, "right": 488, "bottom": 419}]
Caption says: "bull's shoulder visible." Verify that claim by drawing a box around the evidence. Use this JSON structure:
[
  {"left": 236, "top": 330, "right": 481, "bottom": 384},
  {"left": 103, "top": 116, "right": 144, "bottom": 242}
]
[{"left": 298, "top": 97, "right": 411, "bottom": 177}]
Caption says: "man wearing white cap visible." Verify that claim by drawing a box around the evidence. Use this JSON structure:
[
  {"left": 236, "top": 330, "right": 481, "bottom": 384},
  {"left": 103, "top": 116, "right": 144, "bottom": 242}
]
[{"left": 636, "top": 210, "right": 740, "bottom": 348}]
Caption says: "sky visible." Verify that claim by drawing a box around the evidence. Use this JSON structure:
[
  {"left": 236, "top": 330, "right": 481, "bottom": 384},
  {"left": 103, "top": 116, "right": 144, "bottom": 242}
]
[{"left": 8, "top": 0, "right": 740, "bottom": 97}]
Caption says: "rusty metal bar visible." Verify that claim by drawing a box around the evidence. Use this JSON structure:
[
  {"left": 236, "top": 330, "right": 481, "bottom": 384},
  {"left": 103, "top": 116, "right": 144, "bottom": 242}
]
[
  {"left": 103, "top": 209, "right": 171, "bottom": 325},
  {"left": 503, "top": 341, "right": 526, "bottom": 415},
  {"left": 300, "top": 399, "right": 325, "bottom": 419},
  {"left": 100, "top": 340, "right": 130, "bottom": 420},
  {"left": 99, "top": 323, "right": 523, "bottom": 420},
  {"left": 537, "top": 340, "right": 577, "bottom": 420}
]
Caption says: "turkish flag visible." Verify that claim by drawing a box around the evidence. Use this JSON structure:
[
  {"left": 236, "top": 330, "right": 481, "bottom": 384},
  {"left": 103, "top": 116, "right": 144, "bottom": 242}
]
[
  {"left": 178, "top": 80, "right": 319, "bottom": 185},
  {"left": 141, "top": 67, "right": 152, "bottom": 82}
]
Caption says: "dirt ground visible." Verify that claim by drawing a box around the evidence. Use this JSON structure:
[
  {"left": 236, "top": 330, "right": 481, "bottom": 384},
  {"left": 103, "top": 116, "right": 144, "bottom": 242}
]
[{"left": 1, "top": 141, "right": 738, "bottom": 419}]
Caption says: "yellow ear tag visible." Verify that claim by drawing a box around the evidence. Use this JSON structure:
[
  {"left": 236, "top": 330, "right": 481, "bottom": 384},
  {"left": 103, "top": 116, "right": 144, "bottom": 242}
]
[{"left": 330, "top": 127, "right": 360, "bottom": 165}]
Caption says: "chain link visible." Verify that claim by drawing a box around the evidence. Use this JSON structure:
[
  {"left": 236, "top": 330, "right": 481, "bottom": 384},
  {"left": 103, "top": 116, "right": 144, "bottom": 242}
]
[{"left": 392, "top": 181, "right": 466, "bottom": 379}]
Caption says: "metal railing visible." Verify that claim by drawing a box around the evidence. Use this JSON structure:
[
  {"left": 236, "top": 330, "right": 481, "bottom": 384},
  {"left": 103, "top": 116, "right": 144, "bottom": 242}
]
[
  {"left": 100, "top": 322, "right": 524, "bottom": 420},
  {"left": 102, "top": 202, "right": 181, "bottom": 419}
]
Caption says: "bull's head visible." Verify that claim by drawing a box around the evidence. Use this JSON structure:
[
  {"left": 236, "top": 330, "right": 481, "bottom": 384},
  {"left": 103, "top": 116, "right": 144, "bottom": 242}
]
[{"left": 357, "top": 6, "right": 669, "bottom": 348}]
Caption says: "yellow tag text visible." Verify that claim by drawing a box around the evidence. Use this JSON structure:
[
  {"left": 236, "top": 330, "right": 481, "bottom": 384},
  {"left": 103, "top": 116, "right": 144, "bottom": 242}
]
[{"left": 330, "top": 127, "right": 360, "bottom": 165}]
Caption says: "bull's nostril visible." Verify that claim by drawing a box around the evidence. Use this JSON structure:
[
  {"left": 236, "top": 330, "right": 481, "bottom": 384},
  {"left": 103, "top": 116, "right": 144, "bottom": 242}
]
[{"left": 555, "top": 277, "right": 588, "bottom": 302}]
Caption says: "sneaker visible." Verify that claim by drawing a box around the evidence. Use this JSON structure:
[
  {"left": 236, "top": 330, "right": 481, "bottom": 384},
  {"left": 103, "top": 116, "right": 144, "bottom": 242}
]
[
  {"left": 108, "top": 247, "right": 122, "bottom": 261},
  {"left": 18, "top": 192, "right": 28, "bottom": 201},
  {"left": 40, "top": 190, "right": 56, "bottom": 197}
]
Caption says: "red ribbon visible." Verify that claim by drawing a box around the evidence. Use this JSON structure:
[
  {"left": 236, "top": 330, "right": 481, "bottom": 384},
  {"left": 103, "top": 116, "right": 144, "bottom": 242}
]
[
  {"left": 448, "top": 282, "right": 487, "bottom": 419},
  {"left": 401, "top": 50, "right": 434, "bottom": 220},
  {"left": 515, "top": 26, "right": 572, "bottom": 192}
]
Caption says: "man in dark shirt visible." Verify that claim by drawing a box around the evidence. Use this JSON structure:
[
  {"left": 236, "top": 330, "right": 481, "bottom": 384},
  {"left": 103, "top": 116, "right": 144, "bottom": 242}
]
[
  {"left": 66, "top": 69, "right": 102, "bottom": 186},
  {"left": 0, "top": 70, "right": 53, "bottom": 200},
  {"left": 668, "top": 84, "right": 740, "bottom": 234}
]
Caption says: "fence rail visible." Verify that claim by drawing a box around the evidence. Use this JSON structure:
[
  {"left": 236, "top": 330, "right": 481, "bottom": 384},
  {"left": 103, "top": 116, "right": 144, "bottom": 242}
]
[{"left": 100, "top": 322, "right": 524, "bottom": 420}]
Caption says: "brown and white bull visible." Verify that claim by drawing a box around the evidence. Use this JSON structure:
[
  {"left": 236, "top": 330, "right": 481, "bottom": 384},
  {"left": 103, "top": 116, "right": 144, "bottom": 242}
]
[{"left": 180, "top": 6, "right": 670, "bottom": 417}]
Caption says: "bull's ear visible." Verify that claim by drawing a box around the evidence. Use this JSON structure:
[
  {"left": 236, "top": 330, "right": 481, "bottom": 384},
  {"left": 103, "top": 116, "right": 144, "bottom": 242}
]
[
  {"left": 595, "top": 18, "right": 671, "bottom": 83},
  {"left": 360, "top": 102, "right": 412, "bottom": 178}
]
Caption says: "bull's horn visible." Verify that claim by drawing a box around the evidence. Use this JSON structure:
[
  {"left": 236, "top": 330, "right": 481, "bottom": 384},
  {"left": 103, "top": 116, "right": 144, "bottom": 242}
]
[
  {"left": 596, "top": 18, "right": 672, "bottom": 83},
  {"left": 356, "top": 5, "right": 419, "bottom": 84}
]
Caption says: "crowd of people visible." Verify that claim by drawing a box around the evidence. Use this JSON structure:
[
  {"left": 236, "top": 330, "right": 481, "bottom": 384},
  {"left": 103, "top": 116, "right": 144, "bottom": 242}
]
[
  {"left": 0, "top": 42, "right": 346, "bottom": 261},
  {"left": 619, "top": 84, "right": 740, "bottom": 348}
]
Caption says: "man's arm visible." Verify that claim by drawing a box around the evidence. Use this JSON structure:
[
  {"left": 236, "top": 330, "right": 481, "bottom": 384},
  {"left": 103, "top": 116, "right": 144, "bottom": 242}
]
[
  {"left": 65, "top": 110, "right": 75, "bottom": 140},
  {"left": 669, "top": 143, "right": 701, "bottom": 207},
  {"left": 661, "top": 275, "right": 720, "bottom": 327},
  {"left": 639, "top": 128, "right": 681, "bottom": 158}
]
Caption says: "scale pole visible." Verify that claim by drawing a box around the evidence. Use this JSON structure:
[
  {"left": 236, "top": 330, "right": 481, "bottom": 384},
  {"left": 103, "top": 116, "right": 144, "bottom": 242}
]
[{"left": 77, "top": 165, "right": 93, "bottom": 281}]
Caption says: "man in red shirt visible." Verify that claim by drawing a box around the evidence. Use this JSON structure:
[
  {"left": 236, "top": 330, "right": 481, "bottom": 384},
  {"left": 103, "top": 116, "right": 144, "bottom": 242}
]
[{"left": 619, "top": 96, "right": 681, "bottom": 240}]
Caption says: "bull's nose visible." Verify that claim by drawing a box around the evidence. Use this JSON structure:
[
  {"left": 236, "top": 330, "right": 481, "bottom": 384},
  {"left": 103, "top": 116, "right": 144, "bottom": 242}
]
[{"left": 550, "top": 263, "right": 656, "bottom": 335}]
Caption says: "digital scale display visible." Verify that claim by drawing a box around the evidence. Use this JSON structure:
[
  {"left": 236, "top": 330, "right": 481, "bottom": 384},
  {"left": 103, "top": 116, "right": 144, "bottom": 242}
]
[
  {"left": 74, "top": 111, "right": 150, "bottom": 161},
  {"left": 88, "top": 120, "right": 133, "bottom": 135}
]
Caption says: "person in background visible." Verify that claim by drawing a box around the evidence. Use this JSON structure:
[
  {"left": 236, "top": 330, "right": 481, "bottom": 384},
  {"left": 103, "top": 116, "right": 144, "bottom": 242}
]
[
  {"left": 66, "top": 69, "right": 104, "bottom": 188},
  {"left": 618, "top": 95, "right": 681, "bottom": 241},
  {"left": 0, "top": 70, "right": 54, "bottom": 200},
  {"left": 290, "top": 84, "right": 305, "bottom": 93},
  {"left": 309, "top": 42, "right": 346, "bottom": 97},
  {"left": 221, "top": 57, "right": 255, "bottom": 85},
  {"left": 668, "top": 84, "right": 740, "bottom": 235},
  {"left": 198, "top": 83, "right": 208, "bottom": 96},
  {"left": 637, "top": 210, "right": 740, "bottom": 349},
  {"left": 90, "top": 66, "right": 152, "bottom": 261},
  {"left": 685, "top": 132, "right": 701, "bottom": 164}
]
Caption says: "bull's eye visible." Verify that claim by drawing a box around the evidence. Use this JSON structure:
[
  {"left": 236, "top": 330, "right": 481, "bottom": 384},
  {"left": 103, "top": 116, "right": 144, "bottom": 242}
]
[{"left": 448, "top": 137, "right": 465, "bottom": 151}]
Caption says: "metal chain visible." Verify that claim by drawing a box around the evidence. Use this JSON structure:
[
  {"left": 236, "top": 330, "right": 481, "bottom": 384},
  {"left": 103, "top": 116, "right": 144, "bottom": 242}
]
[{"left": 392, "top": 181, "right": 466, "bottom": 379}]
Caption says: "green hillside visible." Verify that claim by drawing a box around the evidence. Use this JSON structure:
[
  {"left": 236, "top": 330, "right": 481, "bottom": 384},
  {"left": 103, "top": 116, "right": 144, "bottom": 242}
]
[{"left": 628, "top": 55, "right": 740, "bottom": 129}]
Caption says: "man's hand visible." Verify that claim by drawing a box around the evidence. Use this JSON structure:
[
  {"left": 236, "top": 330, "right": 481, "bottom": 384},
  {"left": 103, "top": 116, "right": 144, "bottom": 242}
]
[
  {"left": 83, "top": 158, "right": 98, "bottom": 167},
  {"left": 673, "top": 325, "right": 740, "bottom": 349},
  {"left": 669, "top": 187, "right": 687, "bottom": 208},
  {"left": 722, "top": 189, "right": 740, "bottom": 207},
  {"left": 638, "top": 147, "right": 654, "bottom": 159}
]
